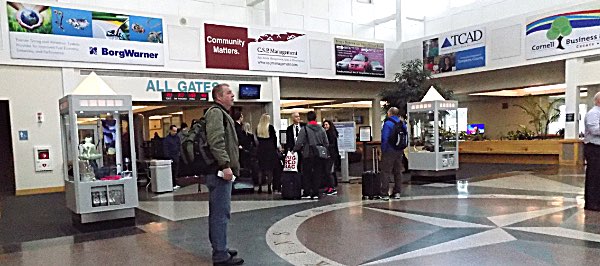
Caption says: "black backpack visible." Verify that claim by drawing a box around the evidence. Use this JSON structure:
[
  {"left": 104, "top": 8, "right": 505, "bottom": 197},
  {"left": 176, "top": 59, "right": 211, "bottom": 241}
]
[
  {"left": 192, "top": 107, "right": 227, "bottom": 174},
  {"left": 387, "top": 119, "right": 408, "bottom": 150}
]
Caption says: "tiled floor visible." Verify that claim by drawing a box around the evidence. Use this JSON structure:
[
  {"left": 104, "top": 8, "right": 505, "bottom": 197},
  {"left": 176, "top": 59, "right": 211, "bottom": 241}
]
[{"left": 1, "top": 163, "right": 598, "bottom": 265}]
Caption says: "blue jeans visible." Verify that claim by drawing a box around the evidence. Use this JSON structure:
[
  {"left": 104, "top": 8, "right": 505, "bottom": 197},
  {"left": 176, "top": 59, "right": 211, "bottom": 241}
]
[{"left": 206, "top": 174, "right": 233, "bottom": 262}]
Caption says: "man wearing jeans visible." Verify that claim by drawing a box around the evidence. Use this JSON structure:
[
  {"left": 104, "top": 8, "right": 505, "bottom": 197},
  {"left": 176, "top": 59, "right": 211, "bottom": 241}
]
[
  {"left": 205, "top": 83, "right": 244, "bottom": 265},
  {"left": 380, "top": 107, "right": 405, "bottom": 200},
  {"left": 584, "top": 92, "right": 600, "bottom": 211}
]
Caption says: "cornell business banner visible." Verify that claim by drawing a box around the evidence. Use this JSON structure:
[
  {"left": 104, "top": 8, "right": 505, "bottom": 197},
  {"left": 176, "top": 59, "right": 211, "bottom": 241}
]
[
  {"left": 6, "top": 1, "right": 164, "bottom": 65},
  {"left": 204, "top": 23, "right": 308, "bottom": 73},
  {"left": 526, "top": 8, "right": 600, "bottom": 59}
]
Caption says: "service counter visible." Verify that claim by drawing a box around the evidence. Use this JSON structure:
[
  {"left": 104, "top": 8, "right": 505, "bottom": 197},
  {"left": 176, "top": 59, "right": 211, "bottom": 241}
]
[{"left": 459, "top": 139, "right": 584, "bottom": 165}]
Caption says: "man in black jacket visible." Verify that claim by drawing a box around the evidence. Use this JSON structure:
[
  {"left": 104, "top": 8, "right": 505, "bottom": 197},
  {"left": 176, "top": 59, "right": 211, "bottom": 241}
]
[
  {"left": 163, "top": 125, "right": 181, "bottom": 190},
  {"left": 285, "top": 112, "right": 305, "bottom": 151}
]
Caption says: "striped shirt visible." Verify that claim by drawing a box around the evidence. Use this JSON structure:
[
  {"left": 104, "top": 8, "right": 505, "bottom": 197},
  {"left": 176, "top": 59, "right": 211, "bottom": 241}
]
[{"left": 584, "top": 106, "right": 600, "bottom": 145}]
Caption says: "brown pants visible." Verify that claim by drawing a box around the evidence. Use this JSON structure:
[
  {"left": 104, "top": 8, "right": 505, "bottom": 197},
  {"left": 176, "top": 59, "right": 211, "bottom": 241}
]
[{"left": 380, "top": 149, "right": 404, "bottom": 196}]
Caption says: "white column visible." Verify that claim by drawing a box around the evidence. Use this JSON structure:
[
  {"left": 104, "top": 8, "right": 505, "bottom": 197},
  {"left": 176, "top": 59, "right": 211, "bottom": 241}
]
[
  {"left": 265, "top": 0, "right": 278, "bottom": 27},
  {"left": 371, "top": 98, "right": 382, "bottom": 141},
  {"left": 565, "top": 58, "right": 581, "bottom": 139},
  {"left": 267, "top": 76, "right": 281, "bottom": 138},
  {"left": 396, "top": 0, "right": 402, "bottom": 42}
]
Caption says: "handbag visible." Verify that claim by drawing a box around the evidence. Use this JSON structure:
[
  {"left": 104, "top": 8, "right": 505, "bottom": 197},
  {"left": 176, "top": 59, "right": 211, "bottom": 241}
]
[{"left": 304, "top": 128, "right": 330, "bottom": 159}]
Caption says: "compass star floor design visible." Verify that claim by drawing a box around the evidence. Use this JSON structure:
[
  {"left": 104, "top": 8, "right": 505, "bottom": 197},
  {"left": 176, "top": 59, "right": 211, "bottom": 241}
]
[{"left": 1, "top": 163, "right": 598, "bottom": 265}]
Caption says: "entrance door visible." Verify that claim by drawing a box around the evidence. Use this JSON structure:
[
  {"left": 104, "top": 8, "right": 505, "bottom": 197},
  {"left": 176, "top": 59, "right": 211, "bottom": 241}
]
[{"left": 0, "top": 101, "right": 15, "bottom": 194}]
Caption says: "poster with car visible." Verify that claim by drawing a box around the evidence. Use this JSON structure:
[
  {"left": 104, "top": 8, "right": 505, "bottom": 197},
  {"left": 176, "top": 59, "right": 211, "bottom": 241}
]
[
  {"left": 204, "top": 23, "right": 308, "bottom": 73},
  {"left": 334, "top": 38, "right": 385, "bottom": 78},
  {"left": 423, "top": 28, "right": 486, "bottom": 74},
  {"left": 6, "top": 1, "right": 164, "bottom": 65}
]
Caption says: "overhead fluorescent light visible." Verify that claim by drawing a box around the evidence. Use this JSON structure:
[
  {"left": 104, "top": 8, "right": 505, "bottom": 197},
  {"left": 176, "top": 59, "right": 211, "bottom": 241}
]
[
  {"left": 280, "top": 100, "right": 334, "bottom": 108},
  {"left": 149, "top": 115, "right": 171, "bottom": 119},
  {"left": 315, "top": 101, "right": 386, "bottom": 108},
  {"left": 280, "top": 108, "right": 314, "bottom": 114},
  {"left": 170, "top": 111, "right": 183, "bottom": 115}
]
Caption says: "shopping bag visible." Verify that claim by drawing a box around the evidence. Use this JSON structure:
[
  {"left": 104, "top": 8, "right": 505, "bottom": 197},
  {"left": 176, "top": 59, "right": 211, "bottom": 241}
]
[{"left": 283, "top": 151, "right": 299, "bottom": 172}]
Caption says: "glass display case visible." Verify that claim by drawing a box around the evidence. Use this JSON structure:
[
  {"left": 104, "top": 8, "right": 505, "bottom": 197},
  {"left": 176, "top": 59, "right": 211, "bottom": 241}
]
[
  {"left": 59, "top": 95, "right": 138, "bottom": 223},
  {"left": 407, "top": 100, "right": 459, "bottom": 173}
]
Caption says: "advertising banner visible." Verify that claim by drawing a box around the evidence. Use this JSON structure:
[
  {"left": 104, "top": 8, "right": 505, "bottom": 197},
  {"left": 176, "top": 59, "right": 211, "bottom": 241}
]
[
  {"left": 6, "top": 1, "right": 164, "bottom": 65},
  {"left": 204, "top": 23, "right": 308, "bottom": 73},
  {"left": 423, "top": 28, "right": 485, "bottom": 74},
  {"left": 525, "top": 8, "right": 600, "bottom": 59},
  {"left": 334, "top": 38, "right": 385, "bottom": 78}
]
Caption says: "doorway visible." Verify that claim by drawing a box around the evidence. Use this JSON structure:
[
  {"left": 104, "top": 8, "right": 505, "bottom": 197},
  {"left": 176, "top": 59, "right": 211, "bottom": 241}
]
[{"left": 0, "top": 101, "right": 16, "bottom": 195}]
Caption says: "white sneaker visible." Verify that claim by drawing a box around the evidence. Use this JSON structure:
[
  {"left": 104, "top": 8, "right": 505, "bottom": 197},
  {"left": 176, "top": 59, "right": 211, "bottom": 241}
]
[{"left": 173, "top": 185, "right": 181, "bottom": 190}]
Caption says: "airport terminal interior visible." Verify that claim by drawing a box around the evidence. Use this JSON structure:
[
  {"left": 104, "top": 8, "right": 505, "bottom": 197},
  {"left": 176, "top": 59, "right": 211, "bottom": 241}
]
[{"left": 2, "top": 0, "right": 600, "bottom": 265}]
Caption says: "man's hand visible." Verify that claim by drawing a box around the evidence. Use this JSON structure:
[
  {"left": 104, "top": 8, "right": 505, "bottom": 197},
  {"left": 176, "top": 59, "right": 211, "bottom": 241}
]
[{"left": 222, "top": 167, "right": 234, "bottom": 181}]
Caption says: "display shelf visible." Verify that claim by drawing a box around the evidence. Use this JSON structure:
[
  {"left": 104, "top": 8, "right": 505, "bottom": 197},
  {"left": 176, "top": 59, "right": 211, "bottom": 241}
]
[
  {"left": 59, "top": 94, "right": 138, "bottom": 223},
  {"left": 407, "top": 100, "right": 459, "bottom": 172}
]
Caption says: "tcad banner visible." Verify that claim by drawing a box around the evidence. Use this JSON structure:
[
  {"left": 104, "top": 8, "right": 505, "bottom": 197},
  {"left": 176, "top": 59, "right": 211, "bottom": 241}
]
[
  {"left": 334, "top": 38, "right": 385, "bottom": 78},
  {"left": 6, "top": 1, "right": 164, "bottom": 65},
  {"left": 423, "top": 27, "right": 485, "bottom": 74},
  {"left": 205, "top": 23, "right": 308, "bottom": 73},
  {"left": 526, "top": 8, "right": 600, "bottom": 59}
]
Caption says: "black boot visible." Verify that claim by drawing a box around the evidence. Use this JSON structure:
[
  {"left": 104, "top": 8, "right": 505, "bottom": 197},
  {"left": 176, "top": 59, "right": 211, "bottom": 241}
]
[{"left": 267, "top": 183, "right": 272, "bottom": 194}]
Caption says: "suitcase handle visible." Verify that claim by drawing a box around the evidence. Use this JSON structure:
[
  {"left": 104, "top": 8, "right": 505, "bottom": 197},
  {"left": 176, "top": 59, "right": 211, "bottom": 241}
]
[{"left": 372, "top": 147, "right": 379, "bottom": 172}]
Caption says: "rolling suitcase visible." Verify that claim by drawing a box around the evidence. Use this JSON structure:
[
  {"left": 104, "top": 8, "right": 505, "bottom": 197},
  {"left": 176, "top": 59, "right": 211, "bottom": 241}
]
[
  {"left": 362, "top": 147, "right": 381, "bottom": 200},
  {"left": 281, "top": 171, "right": 302, "bottom": 200}
]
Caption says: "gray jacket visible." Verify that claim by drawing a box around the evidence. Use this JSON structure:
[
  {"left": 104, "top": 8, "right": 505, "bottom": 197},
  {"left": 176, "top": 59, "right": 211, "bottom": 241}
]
[
  {"left": 293, "top": 124, "right": 329, "bottom": 159},
  {"left": 205, "top": 104, "right": 240, "bottom": 176}
]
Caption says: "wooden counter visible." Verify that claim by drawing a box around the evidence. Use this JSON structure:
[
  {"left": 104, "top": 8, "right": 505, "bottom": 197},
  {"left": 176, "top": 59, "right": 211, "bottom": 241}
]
[{"left": 459, "top": 139, "right": 583, "bottom": 165}]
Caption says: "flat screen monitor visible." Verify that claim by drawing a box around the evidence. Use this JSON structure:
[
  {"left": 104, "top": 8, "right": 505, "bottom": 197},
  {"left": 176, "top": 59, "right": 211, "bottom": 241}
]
[
  {"left": 238, "top": 84, "right": 261, "bottom": 99},
  {"left": 467, "top": 124, "right": 485, "bottom": 134}
]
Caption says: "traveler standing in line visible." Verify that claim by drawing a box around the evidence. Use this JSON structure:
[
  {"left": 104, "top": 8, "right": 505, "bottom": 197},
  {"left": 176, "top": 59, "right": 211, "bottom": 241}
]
[
  {"left": 285, "top": 112, "right": 305, "bottom": 151},
  {"left": 256, "top": 113, "right": 279, "bottom": 194},
  {"left": 584, "top": 92, "right": 600, "bottom": 211},
  {"left": 322, "top": 120, "right": 339, "bottom": 195},
  {"left": 294, "top": 111, "right": 329, "bottom": 199},
  {"left": 285, "top": 112, "right": 306, "bottom": 192},
  {"left": 232, "top": 112, "right": 250, "bottom": 169},
  {"left": 164, "top": 125, "right": 181, "bottom": 190},
  {"left": 205, "top": 83, "right": 244, "bottom": 265},
  {"left": 380, "top": 107, "right": 405, "bottom": 200},
  {"left": 243, "top": 122, "right": 260, "bottom": 187}
]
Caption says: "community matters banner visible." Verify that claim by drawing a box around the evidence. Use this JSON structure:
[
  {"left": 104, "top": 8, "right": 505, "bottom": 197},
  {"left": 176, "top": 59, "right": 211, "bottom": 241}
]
[
  {"left": 525, "top": 8, "right": 600, "bottom": 59},
  {"left": 204, "top": 23, "right": 308, "bottom": 73},
  {"left": 334, "top": 38, "right": 385, "bottom": 78},
  {"left": 6, "top": 1, "right": 164, "bottom": 65},
  {"left": 423, "top": 27, "right": 485, "bottom": 74}
]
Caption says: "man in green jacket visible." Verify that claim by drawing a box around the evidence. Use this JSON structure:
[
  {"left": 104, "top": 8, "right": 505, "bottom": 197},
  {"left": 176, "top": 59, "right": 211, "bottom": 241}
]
[{"left": 205, "top": 83, "right": 243, "bottom": 265}]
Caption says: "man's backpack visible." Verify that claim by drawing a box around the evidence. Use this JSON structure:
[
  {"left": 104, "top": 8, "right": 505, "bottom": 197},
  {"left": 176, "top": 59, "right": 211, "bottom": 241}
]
[
  {"left": 387, "top": 119, "right": 408, "bottom": 150},
  {"left": 191, "top": 107, "right": 227, "bottom": 174}
]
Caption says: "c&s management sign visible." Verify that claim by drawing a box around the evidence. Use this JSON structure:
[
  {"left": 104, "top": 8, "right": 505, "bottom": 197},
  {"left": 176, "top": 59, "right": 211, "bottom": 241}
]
[{"left": 526, "top": 8, "right": 600, "bottom": 59}]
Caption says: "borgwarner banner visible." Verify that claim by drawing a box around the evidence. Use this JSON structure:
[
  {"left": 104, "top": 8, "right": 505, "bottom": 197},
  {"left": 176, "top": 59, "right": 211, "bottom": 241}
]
[
  {"left": 526, "top": 8, "right": 600, "bottom": 59},
  {"left": 204, "top": 24, "right": 308, "bottom": 73},
  {"left": 334, "top": 38, "right": 385, "bottom": 78},
  {"left": 6, "top": 2, "right": 164, "bottom": 65},
  {"left": 423, "top": 28, "right": 485, "bottom": 74}
]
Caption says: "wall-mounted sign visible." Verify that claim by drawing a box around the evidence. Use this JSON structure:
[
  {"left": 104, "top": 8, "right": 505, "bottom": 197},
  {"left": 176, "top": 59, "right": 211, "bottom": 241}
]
[
  {"left": 334, "top": 38, "right": 385, "bottom": 78},
  {"left": 566, "top": 113, "right": 575, "bottom": 122},
  {"left": 423, "top": 27, "right": 486, "bottom": 74},
  {"left": 204, "top": 23, "right": 308, "bottom": 73},
  {"left": 526, "top": 8, "right": 600, "bottom": 59},
  {"left": 18, "top": 130, "right": 28, "bottom": 141},
  {"left": 6, "top": 2, "right": 164, "bottom": 65},
  {"left": 162, "top": 92, "right": 208, "bottom": 102}
]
